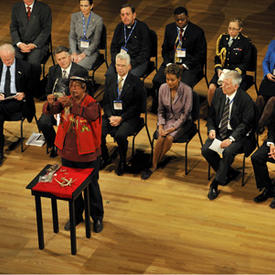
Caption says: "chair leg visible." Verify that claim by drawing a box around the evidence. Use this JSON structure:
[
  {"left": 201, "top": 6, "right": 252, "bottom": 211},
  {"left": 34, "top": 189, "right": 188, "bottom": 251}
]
[
  {"left": 185, "top": 142, "right": 188, "bottom": 175},
  {"left": 197, "top": 130, "right": 203, "bottom": 147},
  {"left": 242, "top": 154, "right": 246, "bottom": 186},
  {"left": 132, "top": 135, "right": 136, "bottom": 158},
  {"left": 20, "top": 119, "right": 24, "bottom": 152}
]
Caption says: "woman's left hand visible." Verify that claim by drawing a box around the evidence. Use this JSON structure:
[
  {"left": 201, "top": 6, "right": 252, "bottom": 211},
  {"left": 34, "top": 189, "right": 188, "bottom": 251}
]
[{"left": 77, "top": 53, "right": 86, "bottom": 63}]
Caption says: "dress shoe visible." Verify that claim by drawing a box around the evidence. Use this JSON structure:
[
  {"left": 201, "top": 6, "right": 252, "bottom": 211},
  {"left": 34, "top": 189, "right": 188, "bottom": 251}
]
[
  {"left": 93, "top": 219, "right": 103, "bottom": 233},
  {"left": 254, "top": 188, "right": 273, "bottom": 203},
  {"left": 141, "top": 169, "right": 153, "bottom": 180},
  {"left": 208, "top": 181, "right": 220, "bottom": 200},
  {"left": 100, "top": 156, "right": 112, "bottom": 170},
  {"left": 50, "top": 146, "right": 58, "bottom": 158},
  {"left": 64, "top": 217, "right": 84, "bottom": 231},
  {"left": 115, "top": 161, "right": 126, "bottom": 176},
  {"left": 269, "top": 199, "right": 275, "bottom": 209},
  {"left": 220, "top": 168, "right": 241, "bottom": 186}
]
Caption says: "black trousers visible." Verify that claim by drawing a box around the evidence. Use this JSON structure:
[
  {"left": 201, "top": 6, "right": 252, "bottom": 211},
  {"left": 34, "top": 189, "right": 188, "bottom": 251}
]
[
  {"left": 38, "top": 113, "right": 56, "bottom": 148},
  {"left": 251, "top": 142, "right": 275, "bottom": 190},
  {"left": 201, "top": 137, "right": 244, "bottom": 185},
  {"left": 0, "top": 99, "right": 23, "bottom": 154},
  {"left": 61, "top": 157, "right": 104, "bottom": 222},
  {"left": 101, "top": 116, "right": 141, "bottom": 161}
]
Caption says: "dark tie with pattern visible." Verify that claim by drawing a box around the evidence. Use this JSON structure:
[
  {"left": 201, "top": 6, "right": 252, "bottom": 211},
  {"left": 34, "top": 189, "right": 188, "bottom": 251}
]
[
  {"left": 219, "top": 97, "right": 230, "bottom": 139},
  {"left": 27, "top": 6, "right": 31, "bottom": 20},
  {"left": 4, "top": 66, "right": 11, "bottom": 97}
]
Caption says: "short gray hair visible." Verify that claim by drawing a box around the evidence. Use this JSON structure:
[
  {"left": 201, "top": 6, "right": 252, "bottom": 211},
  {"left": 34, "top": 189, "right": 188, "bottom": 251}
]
[
  {"left": 0, "top": 43, "right": 15, "bottom": 55},
  {"left": 223, "top": 70, "right": 242, "bottom": 86},
  {"left": 115, "top": 52, "right": 131, "bottom": 65}
]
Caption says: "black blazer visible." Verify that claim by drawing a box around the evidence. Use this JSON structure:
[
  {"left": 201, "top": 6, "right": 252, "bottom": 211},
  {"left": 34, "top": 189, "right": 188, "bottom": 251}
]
[
  {"left": 161, "top": 22, "right": 206, "bottom": 70},
  {"left": 207, "top": 87, "right": 256, "bottom": 142},
  {"left": 46, "top": 62, "right": 88, "bottom": 95},
  {"left": 110, "top": 19, "right": 151, "bottom": 68},
  {"left": 103, "top": 72, "right": 144, "bottom": 121},
  {"left": 10, "top": 0, "right": 52, "bottom": 50},
  {"left": 0, "top": 58, "right": 35, "bottom": 122}
]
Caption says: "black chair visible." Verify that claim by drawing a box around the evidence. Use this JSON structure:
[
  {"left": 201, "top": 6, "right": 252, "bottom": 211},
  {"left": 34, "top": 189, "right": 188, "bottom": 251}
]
[
  {"left": 151, "top": 91, "right": 203, "bottom": 175},
  {"left": 242, "top": 42, "right": 258, "bottom": 94},
  {"left": 41, "top": 35, "right": 55, "bottom": 78},
  {"left": 6, "top": 113, "right": 39, "bottom": 152},
  {"left": 140, "top": 29, "right": 158, "bottom": 82},
  {"left": 130, "top": 87, "right": 153, "bottom": 158},
  {"left": 89, "top": 24, "right": 108, "bottom": 86}
]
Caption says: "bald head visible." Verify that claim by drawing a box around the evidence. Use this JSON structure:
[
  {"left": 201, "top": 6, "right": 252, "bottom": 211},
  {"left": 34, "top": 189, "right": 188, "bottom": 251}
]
[{"left": 0, "top": 44, "right": 15, "bottom": 66}]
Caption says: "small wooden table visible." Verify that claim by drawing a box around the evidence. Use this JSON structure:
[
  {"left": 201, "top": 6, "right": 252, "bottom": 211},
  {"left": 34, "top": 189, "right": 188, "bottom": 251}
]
[{"left": 26, "top": 164, "right": 94, "bottom": 255}]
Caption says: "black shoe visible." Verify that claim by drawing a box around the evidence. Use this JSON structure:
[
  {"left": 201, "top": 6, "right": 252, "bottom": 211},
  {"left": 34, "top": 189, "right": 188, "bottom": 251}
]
[
  {"left": 115, "top": 161, "right": 126, "bottom": 176},
  {"left": 208, "top": 181, "right": 220, "bottom": 200},
  {"left": 64, "top": 217, "right": 84, "bottom": 231},
  {"left": 50, "top": 147, "right": 58, "bottom": 158},
  {"left": 254, "top": 188, "right": 273, "bottom": 203},
  {"left": 141, "top": 169, "right": 153, "bottom": 180},
  {"left": 93, "top": 219, "right": 103, "bottom": 233},
  {"left": 221, "top": 168, "right": 241, "bottom": 186},
  {"left": 269, "top": 199, "right": 275, "bottom": 209},
  {"left": 100, "top": 156, "right": 112, "bottom": 170}
]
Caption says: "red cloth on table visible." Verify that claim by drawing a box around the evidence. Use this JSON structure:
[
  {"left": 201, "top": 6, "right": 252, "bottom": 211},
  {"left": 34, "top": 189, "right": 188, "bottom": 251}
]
[{"left": 32, "top": 166, "right": 94, "bottom": 198}]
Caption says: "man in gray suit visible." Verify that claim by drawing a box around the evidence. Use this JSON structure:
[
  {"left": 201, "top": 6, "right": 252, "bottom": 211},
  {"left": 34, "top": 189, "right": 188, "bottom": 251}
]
[
  {"left": 10, "top": 0, "right": 52, "bottom": 96},
  {"left": 69, "top": 0, "right": 103, "bottom": 70}
]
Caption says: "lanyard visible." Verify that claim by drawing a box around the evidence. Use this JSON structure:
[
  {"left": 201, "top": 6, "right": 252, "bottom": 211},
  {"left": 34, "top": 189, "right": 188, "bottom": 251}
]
[
  {"left": 82, "top": 12, "right": 92, "bottom": 39},
  {"left": 123, "top": 20, "right": 137, "bottom": 48}
]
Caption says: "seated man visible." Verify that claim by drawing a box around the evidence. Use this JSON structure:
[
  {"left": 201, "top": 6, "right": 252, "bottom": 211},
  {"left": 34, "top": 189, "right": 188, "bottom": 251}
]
[
  {"left": 10, "top": 0, "right": 52, "bottom": 97},
  {"left": 0, "top": 43, "right": 35, "bottom": 165},
  {"left": 101, "top": 52, "right": 144, "bottom": 176},
  {"left": 38, "top": 46, "right": 88, "bottom": 157},
  {"left": 201, "top": 70, "right": 255, "bottom": 200},
  {"left": 251, "top": 119, "right": 275, "bottom": 208},
  {"left": 152, "top": 6, "right": 206, "bottom": 112},
  {"left": 47, "top": 73, "right": 104, "bottom": 233},
  {"left": 107, "top": 3, "right": 150, "bottom": 78}
]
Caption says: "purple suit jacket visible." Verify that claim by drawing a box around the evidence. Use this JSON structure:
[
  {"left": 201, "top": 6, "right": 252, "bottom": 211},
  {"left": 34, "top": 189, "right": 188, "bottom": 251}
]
[{"left": 158, "top": 81, "right": 192, "bottom": 137}]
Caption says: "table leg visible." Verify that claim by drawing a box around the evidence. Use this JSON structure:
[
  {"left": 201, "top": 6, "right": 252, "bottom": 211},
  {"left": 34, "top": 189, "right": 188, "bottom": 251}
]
[
  {"left": 35, "top": 195, "right": 44, "bottom": 250},
  {"left": 69, "top": 200, "right": 77, "bottom": 255},
  {"left": 84, "top": 185, "right": 91, "bottom": 238},
  {"left": 51, "top": 198, "right": 59, "bottom": 233}
]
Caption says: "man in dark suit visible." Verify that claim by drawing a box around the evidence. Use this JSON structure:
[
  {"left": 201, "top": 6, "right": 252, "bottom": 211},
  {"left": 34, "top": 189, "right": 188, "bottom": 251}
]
[
  {"left": 0, "top": 43, "right": 35, "bottom": 165},
  {"left": 251, "top": 119, "right": 275, "bottom": 208},
  {"left": 107, "top": 3, "right": 150, "bottom": 78},
  {"left": 10, "top": 0, "right": 52, "bottom": 97},
  {"left": 101, "top": 52, "right": 144, "bottom": 176},
  {"left": 152, "top": 6, "right": 206, "bottom": 112},
  {"left": 201, "top": 70, "right": 256, "bottom": 200},
  {"left": 38, "top": 46, "right": 88, "bottom": 157}
]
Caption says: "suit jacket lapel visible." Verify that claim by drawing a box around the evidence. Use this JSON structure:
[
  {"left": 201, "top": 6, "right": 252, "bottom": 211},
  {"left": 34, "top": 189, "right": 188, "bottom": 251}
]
[
  {"left": 20, "top": 2, "right": 29, "bottom": 26},
  {"left": 218, "top": 93, "right": 226, "bottom": 122},
  {"left": 119, "top": 74, "right": 130, "bottom": 99}
]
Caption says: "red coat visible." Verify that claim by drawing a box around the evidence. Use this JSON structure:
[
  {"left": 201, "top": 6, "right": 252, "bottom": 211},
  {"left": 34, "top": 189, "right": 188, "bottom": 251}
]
[{"left": 55, "top": 95, "right": 102, "bottom": 155}]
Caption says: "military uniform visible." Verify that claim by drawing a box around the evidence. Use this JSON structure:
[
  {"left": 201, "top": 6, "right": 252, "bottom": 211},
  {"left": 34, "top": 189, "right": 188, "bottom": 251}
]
[{"left": 210, "top": 33, "right": 252, "bottom": 85}]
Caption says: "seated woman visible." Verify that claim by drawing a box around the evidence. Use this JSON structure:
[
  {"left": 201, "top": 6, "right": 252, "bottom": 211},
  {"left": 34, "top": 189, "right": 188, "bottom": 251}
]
[
  {"left": 69, "top": 0, "right": 103, "bottom": 70},
  {"left": 141, "top": 64, "right": 193, "bottom": 180},
  {"left": 207, "top": 18, "right": 252, "bottom": 105},
  {"left": 256, "top": 40, "right": 275, "bottom": 130}
]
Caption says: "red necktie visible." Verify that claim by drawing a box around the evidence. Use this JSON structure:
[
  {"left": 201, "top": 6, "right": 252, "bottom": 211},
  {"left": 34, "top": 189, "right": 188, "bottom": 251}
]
[{"left": 27, "top": 6, "right": 31, "bottom": 20}]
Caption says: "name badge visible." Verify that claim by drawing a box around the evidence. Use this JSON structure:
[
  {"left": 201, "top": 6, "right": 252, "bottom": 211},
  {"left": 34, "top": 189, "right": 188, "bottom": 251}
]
[
  {"left": 176, "top": 48, "right": 186, "bottom": 58},
  {"left": 273, "top": 68, "right": 275, "bottom": 75},
  {"left": 120, "top": 47, "right": 128, "bottom": 54},
  {"left": 80, "top": 38, "right": 89, "bottom": 49},
  {"left": 113, "top": 100, "right": 123, "bottom": 110}
]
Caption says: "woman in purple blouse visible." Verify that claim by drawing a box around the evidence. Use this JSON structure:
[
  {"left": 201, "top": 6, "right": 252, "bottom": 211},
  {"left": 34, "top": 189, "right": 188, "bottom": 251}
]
[{"left": 142, "top": 64, "right": 193, "bottom": 179}]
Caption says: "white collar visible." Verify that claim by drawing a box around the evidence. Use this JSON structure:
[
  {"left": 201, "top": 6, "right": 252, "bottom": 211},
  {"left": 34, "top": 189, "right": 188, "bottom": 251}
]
[{"left": 25, "top": 1, "right": 35, "bottom": 10}]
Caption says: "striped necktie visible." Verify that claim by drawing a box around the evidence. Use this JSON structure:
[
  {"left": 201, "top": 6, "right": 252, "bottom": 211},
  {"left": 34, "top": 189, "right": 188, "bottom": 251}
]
[{"left": 219, "top": 97, "right": 230, "bottom": 139}]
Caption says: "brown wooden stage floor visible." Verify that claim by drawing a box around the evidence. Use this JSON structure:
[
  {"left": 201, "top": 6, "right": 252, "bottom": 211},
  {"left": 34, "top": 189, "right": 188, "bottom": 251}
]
[{"left": 0, "top": 0, "right": 275, "bottom": 274}]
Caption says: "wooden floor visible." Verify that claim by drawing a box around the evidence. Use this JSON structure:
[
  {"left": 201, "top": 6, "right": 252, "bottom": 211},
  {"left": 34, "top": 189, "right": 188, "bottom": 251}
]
[{"left": 1, "top": 0, "right": 275, "bottom": 274}]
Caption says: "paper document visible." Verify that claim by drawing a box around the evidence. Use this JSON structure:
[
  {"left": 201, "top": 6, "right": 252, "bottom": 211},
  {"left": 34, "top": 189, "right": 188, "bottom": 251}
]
[
  {"left": 209, "top": 138, "right": 224, "bottom": 154},
  {"left": 25, "top": 133, "right": 45, "bottom": 147}
]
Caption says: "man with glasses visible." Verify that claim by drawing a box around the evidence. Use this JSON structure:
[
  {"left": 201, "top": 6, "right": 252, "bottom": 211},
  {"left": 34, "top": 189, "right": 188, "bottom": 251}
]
[
  {"left": 207, "top": 18, "right": 252, "bottom": 106},
  {"left": 151, "top": 6, "right": 206, "bottom": 112}
]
